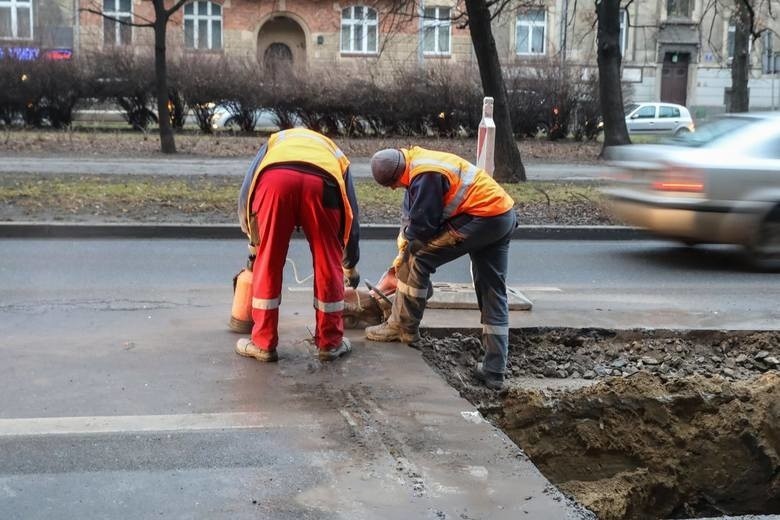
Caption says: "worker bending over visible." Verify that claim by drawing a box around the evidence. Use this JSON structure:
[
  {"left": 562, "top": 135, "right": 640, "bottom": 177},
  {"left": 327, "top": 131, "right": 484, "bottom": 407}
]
[
  {"left": 237, "top": 128, "right": 360, "bottom": 362},
  {"left": 366, "top": 147, "right": 516, "bottom": 389}
]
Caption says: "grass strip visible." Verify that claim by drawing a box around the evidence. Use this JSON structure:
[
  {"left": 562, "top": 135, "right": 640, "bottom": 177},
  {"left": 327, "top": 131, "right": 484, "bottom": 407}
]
[{"left": 0, "top": 174, "right": 606, "bottom": 221}]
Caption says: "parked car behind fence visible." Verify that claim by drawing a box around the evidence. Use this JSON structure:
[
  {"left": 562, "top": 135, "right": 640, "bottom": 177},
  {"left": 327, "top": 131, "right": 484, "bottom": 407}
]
[{"left": 624, "top": 102, "right": 695, "bottom": 136}]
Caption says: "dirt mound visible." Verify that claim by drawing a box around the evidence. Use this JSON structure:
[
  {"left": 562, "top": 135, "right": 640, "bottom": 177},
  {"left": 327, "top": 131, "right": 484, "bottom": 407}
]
[
  {"left": 417, "top": 329, "right": 780, "bottom": 519},
  {"left": 499, "top": 373, "right": 780, "bottom": 519}
]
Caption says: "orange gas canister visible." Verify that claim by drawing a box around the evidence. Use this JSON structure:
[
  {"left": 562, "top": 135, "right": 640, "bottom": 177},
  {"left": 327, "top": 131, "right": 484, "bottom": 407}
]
[{"left": 229, "top": 267, "right": 253, "bottom": 334}]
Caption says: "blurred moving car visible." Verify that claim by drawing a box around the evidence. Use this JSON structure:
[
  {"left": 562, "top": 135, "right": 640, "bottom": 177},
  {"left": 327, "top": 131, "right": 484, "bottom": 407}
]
[
  {"left": 603, "top": 112, "right": 780, "bottom": 270},
  {"left": 624, "top": 102, "right": 695, "bottom": 136}
]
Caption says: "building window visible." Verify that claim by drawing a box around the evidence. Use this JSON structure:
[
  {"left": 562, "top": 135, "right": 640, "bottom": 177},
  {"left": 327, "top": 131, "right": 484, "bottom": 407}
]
[
  {"left": 340, "top": 6, "right": 378, "bottom": 54},
  {"left": 619, "top": 9, "right": 628, "bottom": 56},
  {"left": 667, "top": 0, "right": 691, "bottom": 18},
  {"left": 184, "top": 1, "right": 222, "bottom": 50},
  {"left": 103, "top": 0, "right": 132, "bottom": 47},
  {"left": 516, "top": 9, "right": 546, "bottom": 55},
  {"left": 423, "top": 7, "right": 451, "bottom": 55},
  {"left": 727, "top": 18, "right": 752, "bottom": 59},
  {"left": 0, "top": 0, "right": 33, "bottom": 40}
]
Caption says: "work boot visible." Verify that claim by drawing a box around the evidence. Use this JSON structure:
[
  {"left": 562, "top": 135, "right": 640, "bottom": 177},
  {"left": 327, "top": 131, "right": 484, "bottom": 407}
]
[
  {"left": 235, "top": 338, "right": 279, "bottom": 362},
  {"left": 365, "top": 321, "right": 421, "bottom": 345},
  {"left": 474, "top": 363, "right": 505, "bottom": 390},
  {"left": 319, "top": 338, "right": 352, "bottom": 362}
]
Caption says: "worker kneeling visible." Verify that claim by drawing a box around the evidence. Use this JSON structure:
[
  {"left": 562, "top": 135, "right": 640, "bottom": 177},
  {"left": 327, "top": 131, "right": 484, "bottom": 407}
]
[
  {"left": 236, "top": 128, "right": 360, "bottom": 362},
  {"left": 366, "top": 147, "right": 516, "bottom": 389}
]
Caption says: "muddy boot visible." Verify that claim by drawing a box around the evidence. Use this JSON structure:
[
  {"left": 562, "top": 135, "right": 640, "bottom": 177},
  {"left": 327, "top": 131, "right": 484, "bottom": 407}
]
[
  {"left": 319, "top": 338, "right": 352, "bottom": 362},
  {"left": 235, "top": 338, "right": 279, "bottom": 362},
  {"left": 365, "top": 321, "right": 420, "bottom": 345},
  {"left": 474, "top": 363, "right": 504, "bottom": 390}
]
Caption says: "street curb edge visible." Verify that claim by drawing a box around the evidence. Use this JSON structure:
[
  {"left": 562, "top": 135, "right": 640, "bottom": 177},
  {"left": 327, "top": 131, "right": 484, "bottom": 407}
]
[{"left": 0, "top": 222, "right": 649, "bottom": 240}]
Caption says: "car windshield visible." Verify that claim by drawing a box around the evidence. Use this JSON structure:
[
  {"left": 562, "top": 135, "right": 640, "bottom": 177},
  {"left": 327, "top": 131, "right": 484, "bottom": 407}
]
[{"left": 664, "top": 117, "right": 755, "bottom": 148}]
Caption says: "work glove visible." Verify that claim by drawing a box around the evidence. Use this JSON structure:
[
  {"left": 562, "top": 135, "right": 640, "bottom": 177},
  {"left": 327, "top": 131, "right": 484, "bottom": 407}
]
[
  {"left": 343, "top": 266, "right": 360, "bottom": 289},
  {"left": 392, "top": 228, "right": 409, "bottom": 269}
]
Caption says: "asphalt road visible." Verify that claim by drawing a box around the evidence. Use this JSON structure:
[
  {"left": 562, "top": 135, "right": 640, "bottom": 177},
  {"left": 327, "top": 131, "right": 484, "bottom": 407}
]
[
  {"left": 0, "top": 155, "right": 613, "bottom": 181},
  {"left": 0, "top": 237, "right": 605, "bottom": 520},
  {"left": 2, "top": 238, "right": 778, "bottom": 519}
]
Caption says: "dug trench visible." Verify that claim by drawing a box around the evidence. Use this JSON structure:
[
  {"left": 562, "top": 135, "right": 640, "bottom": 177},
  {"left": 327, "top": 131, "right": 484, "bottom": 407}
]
[{"left": 414, "top": 328, "right": 780, "bottom": 520}]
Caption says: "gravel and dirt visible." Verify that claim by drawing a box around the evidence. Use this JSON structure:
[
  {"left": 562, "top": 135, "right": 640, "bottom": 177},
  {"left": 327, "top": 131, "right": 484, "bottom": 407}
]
[{"left": 415, "top": 329, "right": 780, "bottom": 520}]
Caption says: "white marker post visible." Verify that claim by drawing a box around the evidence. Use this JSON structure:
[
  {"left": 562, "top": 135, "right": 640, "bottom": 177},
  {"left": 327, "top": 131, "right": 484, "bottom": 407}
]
[{"left": 476, "top": 97, "right": 496, "bottom": 177}]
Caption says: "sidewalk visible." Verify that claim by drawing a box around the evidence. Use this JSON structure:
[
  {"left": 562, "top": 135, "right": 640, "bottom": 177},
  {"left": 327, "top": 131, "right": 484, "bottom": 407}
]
[
  {"left": 0, "top": 155, "right": 615, "bottom": 182},
  {"left": 0, "top": 263, "right": 593, "bottom": 518}
]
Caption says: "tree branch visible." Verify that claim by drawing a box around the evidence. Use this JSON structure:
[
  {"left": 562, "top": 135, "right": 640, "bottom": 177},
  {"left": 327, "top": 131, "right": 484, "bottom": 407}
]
[
  {"left": 166, "top": 0, "right": 191, "bottom": 18},
  {"left": 80, "top": 7, "right": 154, "bottom": 28}
]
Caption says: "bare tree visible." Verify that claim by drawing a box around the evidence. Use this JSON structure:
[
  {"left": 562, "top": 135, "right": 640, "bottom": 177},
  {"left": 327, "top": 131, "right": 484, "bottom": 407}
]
[
  {"left": 701, "top": 0, "right": 778, "bottom": 113},
  {"left": 463, "top": 0, "right": 526, "bottom": 181},
  {"left": 383, "top": 0, "right": 529, "bottom": 181},
  {"left": 596, "top": 0, "right": 631, "bottom": 152},
  {"left": 730, "top": 0, "right": 752, "bottom": 111},
  {"left": 82, "top": 0, "right": 189, "bottom": 153}
]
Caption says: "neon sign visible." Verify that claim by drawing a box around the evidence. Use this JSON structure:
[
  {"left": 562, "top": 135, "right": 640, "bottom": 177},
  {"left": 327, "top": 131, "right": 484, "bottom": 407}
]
[{"left": 0, "top": 47, "right": 73, "bottom": 61}]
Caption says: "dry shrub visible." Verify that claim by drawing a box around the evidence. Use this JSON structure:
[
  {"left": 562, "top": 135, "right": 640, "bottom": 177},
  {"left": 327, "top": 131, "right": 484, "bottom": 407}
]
[
  {"left": 89, "top": 50, "right": 157, "bottom": 130},
  {"left": 0, "top": 57, "right": 86, "bottom": 128}
]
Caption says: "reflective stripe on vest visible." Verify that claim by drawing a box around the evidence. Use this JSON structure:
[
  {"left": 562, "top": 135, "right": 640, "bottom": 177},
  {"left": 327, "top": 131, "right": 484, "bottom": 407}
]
[
  {"left": 313, "top": 297, "right": 344, "bottom": 313},
  {"left": 404, "top": 147, "right": 513, "bottom": 221},
  {"left": 253, "top": 296, "right": 281, "bottom": 310},
  {"left": 482, "top": 323, "right": 509, "bottom": 336},
  {"left": 396, "top": 280, "right": 428, "bottom": 299}
]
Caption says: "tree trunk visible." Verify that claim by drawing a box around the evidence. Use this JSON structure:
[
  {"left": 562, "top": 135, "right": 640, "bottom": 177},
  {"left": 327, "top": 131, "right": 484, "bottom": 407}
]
[
  {"left": 729, "top": 1, "right": 751, "bottom": 113},
  {"left": 153, "top": 1, "right": 176, "bottom": 154},
  {"left": 464, "top": 0, "right": 525, "bottom": 182},
  {"left": 596, "top": 0, "right": 631, "bottom": 155}
]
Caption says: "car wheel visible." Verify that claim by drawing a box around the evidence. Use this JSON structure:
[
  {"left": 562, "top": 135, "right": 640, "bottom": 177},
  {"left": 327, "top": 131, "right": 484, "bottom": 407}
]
[
  {"left": 748, "top": 208, "right": 780, "bottom": 272},
  {"left": 674, "top": 127, "right": 690, "bottom": 136},
  {"left": 224, "top": 117, "right": 240, "bottom": 131}
]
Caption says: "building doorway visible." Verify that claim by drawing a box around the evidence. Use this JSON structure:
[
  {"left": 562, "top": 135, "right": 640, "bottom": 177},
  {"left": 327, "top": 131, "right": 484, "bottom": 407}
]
[
  {"left": 264, "top": 43, "right": 293, "bottom": 79},
  {"left": 661, "top": 52, "right": 690, "bottom": 106},
  {"left": 257, "top": 16, "right": 306, "bottom": 79}
]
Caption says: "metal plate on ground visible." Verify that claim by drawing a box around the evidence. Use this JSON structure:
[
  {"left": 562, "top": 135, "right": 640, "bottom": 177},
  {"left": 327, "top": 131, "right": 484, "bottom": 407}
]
[{"left": 427, "top": 283, "right": 532, "bottom": 311}]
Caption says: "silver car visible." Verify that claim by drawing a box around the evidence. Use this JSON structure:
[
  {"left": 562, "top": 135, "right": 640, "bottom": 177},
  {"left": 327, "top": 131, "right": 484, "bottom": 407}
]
[
  {"left": 603, "top": 112, "right": 780, "bottom": 270},
  {"left": 625, "top": 102, "right": 695, "bottom": 136}
]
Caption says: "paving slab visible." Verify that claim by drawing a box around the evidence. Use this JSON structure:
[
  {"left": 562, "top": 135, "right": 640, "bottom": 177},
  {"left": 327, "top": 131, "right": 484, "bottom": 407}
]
[{"left": 427, "top": 282, "right": 533, "bottom": 311}]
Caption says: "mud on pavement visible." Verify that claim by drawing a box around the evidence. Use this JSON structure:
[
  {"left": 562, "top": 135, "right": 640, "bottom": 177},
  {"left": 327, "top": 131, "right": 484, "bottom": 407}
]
[{"left": 415, "top": 329, "right": 780, "bottom": 520}]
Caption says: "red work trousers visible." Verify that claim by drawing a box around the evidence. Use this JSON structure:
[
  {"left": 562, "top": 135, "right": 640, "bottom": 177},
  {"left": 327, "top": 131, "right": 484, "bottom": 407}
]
[{"left": 250, "top": 167, "right": 345, "bottom": 352}]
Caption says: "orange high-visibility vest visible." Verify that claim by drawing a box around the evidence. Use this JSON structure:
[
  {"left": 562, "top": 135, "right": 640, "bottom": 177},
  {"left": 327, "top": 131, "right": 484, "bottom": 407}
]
[
  {"left": 400, "top": 147, "right": 514, "bottom": 219},
  {"left": 246, "top": 128, "right": 353, "bottom": 246}
]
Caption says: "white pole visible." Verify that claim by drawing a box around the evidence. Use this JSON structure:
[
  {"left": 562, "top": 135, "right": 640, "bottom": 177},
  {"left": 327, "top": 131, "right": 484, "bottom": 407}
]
[{"left": 476, "top": 97, "right": 496, "bottom": 176}]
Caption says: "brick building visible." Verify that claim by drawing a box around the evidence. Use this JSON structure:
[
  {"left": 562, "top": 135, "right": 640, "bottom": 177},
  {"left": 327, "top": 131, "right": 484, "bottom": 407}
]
[
  {"left": 0, "top": 0, "right": 74, "bottom": 59},
  {"left": 76, "top": 0, "right": 474, "bottom": 76},
  {"left": 3, "top": 0, "right": 779, "bottom": 113}
]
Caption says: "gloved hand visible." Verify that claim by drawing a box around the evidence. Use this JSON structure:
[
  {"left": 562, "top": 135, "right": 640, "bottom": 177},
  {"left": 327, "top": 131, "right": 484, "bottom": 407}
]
[
  {"left": 343, "top": 266, "right": 360, "bottom": 289},
  {"left": 392, "top": 228, "right": 408, "bottom": 269},
  {"left": 406, "top": 239, "right": 426, "bottom": 257}
]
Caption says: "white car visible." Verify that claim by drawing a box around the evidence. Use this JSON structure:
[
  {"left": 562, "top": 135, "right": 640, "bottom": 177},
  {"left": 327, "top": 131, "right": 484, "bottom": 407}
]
[
  {"left": 210, "top": 104, "right": 282, "bottom": 131},
  {"left": 624, "top": 102, "right": 695, "bottom": 136}
]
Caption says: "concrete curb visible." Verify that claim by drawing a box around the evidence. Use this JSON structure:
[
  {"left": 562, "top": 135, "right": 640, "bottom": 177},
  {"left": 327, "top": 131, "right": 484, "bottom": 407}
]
[{"left": 0, "top": 222, "right": 649, "bottom": 240}]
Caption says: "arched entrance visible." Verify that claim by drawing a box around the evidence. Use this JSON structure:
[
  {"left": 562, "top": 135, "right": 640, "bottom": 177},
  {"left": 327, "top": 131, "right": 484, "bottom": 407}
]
[
  {"left": 264, "top": 43, "right": 293, "bottom": 79},
  {"left": 257, "top": 16, "right": 306, "bottom": 80}
]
